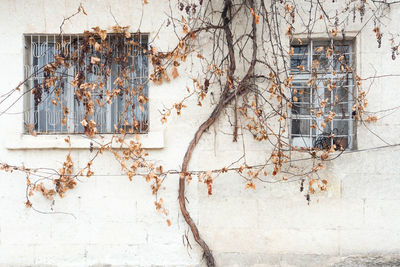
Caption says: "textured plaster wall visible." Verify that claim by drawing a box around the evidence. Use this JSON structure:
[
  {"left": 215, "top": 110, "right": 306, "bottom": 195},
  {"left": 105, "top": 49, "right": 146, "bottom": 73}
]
[{"left": 0, "top": 1, "right": 400, "bottom": 266}]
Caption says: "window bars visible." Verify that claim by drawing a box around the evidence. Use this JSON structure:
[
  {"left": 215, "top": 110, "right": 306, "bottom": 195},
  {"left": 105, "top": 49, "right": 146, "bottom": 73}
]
[
  {"left": 23, "top": 33, "right": 149, "bottom": 134},
  {"left": 289, "top": 40, "right": 356, "bottom": 150}
]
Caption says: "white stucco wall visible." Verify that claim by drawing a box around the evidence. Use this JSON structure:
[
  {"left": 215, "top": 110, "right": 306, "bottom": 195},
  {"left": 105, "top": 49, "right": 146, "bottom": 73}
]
[{"left": 1, "top": 1, "right": 400, "bottom": 266}]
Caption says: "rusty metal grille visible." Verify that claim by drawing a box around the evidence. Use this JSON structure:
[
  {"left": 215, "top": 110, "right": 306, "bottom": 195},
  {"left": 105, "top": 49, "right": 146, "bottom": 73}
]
[{"left": 23, "top": 33, "right": 149, "bottom": 134}]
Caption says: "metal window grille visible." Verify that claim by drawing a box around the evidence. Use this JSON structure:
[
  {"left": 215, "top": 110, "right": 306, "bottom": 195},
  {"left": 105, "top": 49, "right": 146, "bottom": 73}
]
[
  {"left": 289, "top": 40, "right": 355, "bottom": 150},
  {"left": 23, "top": 33, "right": 149, "bottom": 134}
]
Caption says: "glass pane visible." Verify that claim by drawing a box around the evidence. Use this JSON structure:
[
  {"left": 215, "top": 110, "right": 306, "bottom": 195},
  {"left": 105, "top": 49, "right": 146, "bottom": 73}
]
[
  {"left": 291, "top": 119, "right": 310, "bottom": 136},
  {"left": 30, "top": 42, "right": 69, "bottom": 133},
  {"left": 333, "top": 120, "right": 349, "bottom": 136},
  {"left": 105, "top": 35, "right": 148, "bottom": 133},
  {"left": 333, "top": 54, "right": 351, "bottom": 71},
  {"left": 324, "top": 78, "right": 352, "bottom": 115},
  {"left": 290, "top": 45, "right": 308, "bottom": 71},
  {"left": 74, "top": 99, "right": 85, "bottom": 133},
  {"left": 331, "top": 103, "right": 349, "bottom": 116},
  {"left": 293, "top": 45, "right": 308, "bottom": 54},
  {"left": 335, "top": 85, "right": 349, "bottom": 102},
  {"left": 290, "top": 56, "right": 308, "bottom": 71},
  {"left": 335, "top": 44, "right": 350, "bottom": 54},
  {"left": 320, "top": 119, "right": 332, "bottom": 134},
  {"left": 292, "top": 103, "right": 310, "bottom": 115},
  {"left": 292, "top": 82, "right": 311, "bottom": 103},
  {"left": 312, "top": 80, "right": 325, "bottom": 108},
  {"left": 333, "top": 45, "right": 353, "bottom": 71},
  {"left": 313, "top": 45, "right": 329, "bottom": 71}
]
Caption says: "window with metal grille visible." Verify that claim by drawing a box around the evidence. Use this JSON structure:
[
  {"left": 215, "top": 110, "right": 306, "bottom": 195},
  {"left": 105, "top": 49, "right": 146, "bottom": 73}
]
[
  {"left": 289, "top": 40, "right": 356, "bottom": 150},
  {"left": 23, "top": 33, "right": 149, "bottom": 134}
]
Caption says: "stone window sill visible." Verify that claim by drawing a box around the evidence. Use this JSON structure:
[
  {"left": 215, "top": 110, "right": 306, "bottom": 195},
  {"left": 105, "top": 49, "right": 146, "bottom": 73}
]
[{"left": 5, "top": 131, "right": 164, "bottom": 150}]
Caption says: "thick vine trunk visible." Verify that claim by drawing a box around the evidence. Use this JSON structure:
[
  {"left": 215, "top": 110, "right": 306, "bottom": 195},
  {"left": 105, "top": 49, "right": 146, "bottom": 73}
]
[
  {"left": 178, "top": 96, "right": 226, "bottom": 267},
  {"left": 177, "top": 1, "right": 258, "bottom": 266},
  {"left": 178, "top": 88, "right": 241, "bottom": 267}
]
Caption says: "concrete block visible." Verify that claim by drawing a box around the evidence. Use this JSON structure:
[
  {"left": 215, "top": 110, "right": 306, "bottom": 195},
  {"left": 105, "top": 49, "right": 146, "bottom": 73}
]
[
  {"left": 0, "top": 244, "right": 36, "bottom": 266},
  {"left": 257, "top": 199, "right": 364, "bottom": 230},
  {"left": 198, "top": 198, "right": 258, "bottom": 228},
  {"left": 340, "top": 229, "right": 400, "bottom": 255},
  {"left": 364, "top": 199, "right": 400, "bottom": 230},
  {"left": 201, "top": 227, "right": 268, "bottom": 254},
  {"left": 89, "top": 221, "right": 147, "bottom": 245},
  {"left": 265, "top": 229, "right": 340, "bottom": 255},
  {"left": 342, "top": 174, "right": 400, "bottom": 200}
]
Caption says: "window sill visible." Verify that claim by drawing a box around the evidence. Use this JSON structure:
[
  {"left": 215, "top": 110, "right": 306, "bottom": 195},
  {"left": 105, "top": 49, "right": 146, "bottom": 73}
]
[{"left": 5, "top": 131, "right": 164, "bottom": 150}]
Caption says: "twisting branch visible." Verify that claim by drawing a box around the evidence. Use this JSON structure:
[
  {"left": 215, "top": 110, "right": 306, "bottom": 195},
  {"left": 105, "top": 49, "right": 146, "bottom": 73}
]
[{"left": 177, "top": 0, "right": 262, "bottom": 265}]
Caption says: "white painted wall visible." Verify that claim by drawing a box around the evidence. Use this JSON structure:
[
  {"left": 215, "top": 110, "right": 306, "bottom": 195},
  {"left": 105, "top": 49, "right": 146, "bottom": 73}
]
[{"left": 0, "top": 1, "right": 400, "bottom": 266}]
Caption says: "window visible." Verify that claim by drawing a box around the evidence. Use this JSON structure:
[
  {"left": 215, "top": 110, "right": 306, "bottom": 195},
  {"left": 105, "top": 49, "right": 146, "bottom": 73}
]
[
  {"left": 289, "top": 40, "right": 355, "bottom": 150},
  {"left": 23, "top": 33, "right": 149, "bottom": 134}
]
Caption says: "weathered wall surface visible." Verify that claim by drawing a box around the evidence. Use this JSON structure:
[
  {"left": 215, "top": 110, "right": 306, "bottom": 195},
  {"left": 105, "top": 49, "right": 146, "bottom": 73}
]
[{"left": 0, "top": 1, "right": 400, "bottom": 266}]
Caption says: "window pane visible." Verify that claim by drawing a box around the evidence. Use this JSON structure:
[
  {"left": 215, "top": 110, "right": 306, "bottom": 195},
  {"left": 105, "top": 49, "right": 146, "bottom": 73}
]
[
  {"left": 291, "top": 119, "right": 310, "bottom": 136},
  {"left": 73, "top": 100, "right": 85, "bottom": 133},
  {"left": 331, "top": 103, "right": 349, "bottom": 116},
  {"left": 324, "top": 80, "right": 350, "bottom": 115},
  {"left": 313, "top": 45, "right": 329, "bottom": 71},
  {"left": 335, "top": 80, "right": 350, "bottom": 101},
  {"left": 320, "top": 119, "right": 332, "bottom": 134},
  {"left": 292, "top": 104, "right": 311, "bottom": 115},
  {"left": 333, "top": 120, "right": 349, "bottom": 136},
  {"left": 24, "top": 34, "right": 149, "bottom": 134},
  {"left": 292, "top": 82, "right": 311, "bottom": 103},
  {"left": 28, "top": 41, "right": 68, "bottom": 133},
  {"left": 290, "top": 56, "right": 308, "bottom": 71},
  {"left": 333, "top": 45, "right": 353, "bottom": 71},
  {"left": 290, "top": 45, "right": 308, "bottom": 71}
]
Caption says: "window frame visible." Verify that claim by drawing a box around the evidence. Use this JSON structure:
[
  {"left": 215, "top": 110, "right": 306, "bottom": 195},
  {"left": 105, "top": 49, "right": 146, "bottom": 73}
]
[
  {"left": 289, "top": 39, "right": 356, "bottom": 150},
  {"left": 23, "top": 33, "right": 150, "bottom": 135}
]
